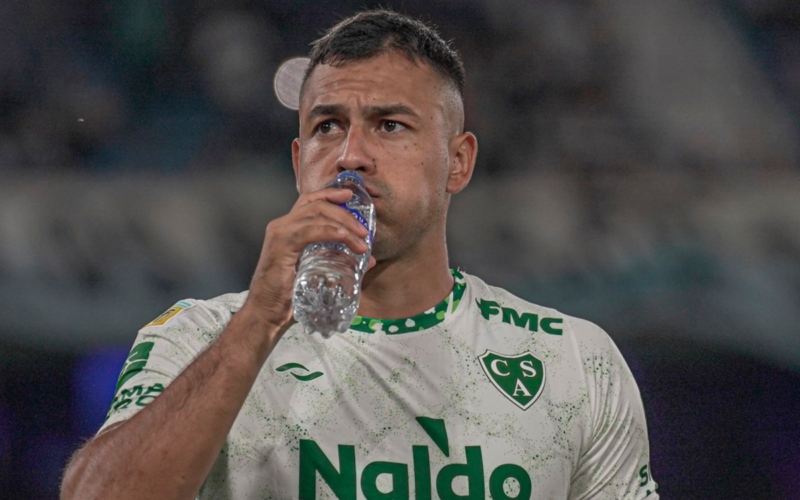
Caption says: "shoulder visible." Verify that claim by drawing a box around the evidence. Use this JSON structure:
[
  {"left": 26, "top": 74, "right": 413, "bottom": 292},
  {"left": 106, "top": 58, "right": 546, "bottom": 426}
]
[
  {"left": 139, "top": 291, "right": 249, "bottom": 339},
  {"left": 463, "top": 271, "right": 557, "bottom": 317},
  {"left": 463, "top": 270, "right": 610, "bottom": 346}
]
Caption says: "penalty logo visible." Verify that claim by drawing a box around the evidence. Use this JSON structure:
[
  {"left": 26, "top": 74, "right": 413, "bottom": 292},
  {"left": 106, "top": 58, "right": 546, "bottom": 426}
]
[{"left": 478, "top": 350, "right": 546, "bottom": 410}]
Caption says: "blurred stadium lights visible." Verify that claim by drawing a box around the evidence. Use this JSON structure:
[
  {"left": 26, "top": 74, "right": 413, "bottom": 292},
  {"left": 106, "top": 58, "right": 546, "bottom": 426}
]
[
  {"left": 0, "top": 172, "right": 296, "bottom": 349},
  {"left": 72, "top": 345, "right": 131, "bottom": 437},
  {"left": 274, "top": 57, "right": 309, "bottom": 110},
  {"left": 0, "top": 170, "right": 799, "bottom": 369}
]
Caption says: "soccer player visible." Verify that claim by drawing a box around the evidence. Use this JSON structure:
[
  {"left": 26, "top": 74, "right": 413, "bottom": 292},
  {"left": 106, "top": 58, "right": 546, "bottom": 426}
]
[{"left": 61, "top": 10, "right": 658, "bottom": 500}]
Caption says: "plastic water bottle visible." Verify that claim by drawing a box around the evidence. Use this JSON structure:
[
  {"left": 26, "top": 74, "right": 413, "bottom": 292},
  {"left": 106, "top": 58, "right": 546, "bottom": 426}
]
[{"left": 292, "top": 171, "right": 376, "bottom": 337}]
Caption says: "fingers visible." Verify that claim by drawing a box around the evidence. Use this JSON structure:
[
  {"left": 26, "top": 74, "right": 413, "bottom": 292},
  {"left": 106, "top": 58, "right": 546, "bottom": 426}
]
[
  {"left": 245, "top": 186, "right": 374, "bottom": 333},
  {"left": 264, "top": 197, "right": 371, "bottom": 263},
  {"left": 286, "top": 222, "right": 370, "bottom": 255},
  {"left": 294, "top": 187, "right": 354, "bottom": 208},
  {"left": 294, "top": 198, "right": 370, "bottom": 240}
]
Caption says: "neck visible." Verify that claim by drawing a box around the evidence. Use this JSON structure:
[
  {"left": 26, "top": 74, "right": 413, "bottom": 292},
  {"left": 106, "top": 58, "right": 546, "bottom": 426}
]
[{"left": 357, "top": 240, "right": 454, "bottom": 320}]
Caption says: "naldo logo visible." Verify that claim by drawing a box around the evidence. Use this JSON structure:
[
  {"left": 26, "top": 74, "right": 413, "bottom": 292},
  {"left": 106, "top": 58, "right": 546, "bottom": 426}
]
[{"left": 299, "top": 417, "right": 532, "bottom": 499}]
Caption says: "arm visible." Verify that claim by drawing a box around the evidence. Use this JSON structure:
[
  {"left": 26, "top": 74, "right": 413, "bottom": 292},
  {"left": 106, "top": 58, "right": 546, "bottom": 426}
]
[
  {"left": 61, "top": 187, "right": 372, "bottom": 500},
  {"left": 61, "top": 305, "right": 282, "bottom": 500}
]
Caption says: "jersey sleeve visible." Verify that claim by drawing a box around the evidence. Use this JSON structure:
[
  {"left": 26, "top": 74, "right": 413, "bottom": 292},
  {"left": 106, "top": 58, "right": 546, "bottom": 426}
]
[
  {"left": 567, "top": 318, "right": 659, "bottom": 500},
  {"left": 97, "top": 298, "right": 232, "bottom": 435}
]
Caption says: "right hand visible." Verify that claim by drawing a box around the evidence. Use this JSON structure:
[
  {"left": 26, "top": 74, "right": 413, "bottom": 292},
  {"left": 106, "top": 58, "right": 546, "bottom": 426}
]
[{"left": 242, "top": 187, "right": 374, "bottom": 335}]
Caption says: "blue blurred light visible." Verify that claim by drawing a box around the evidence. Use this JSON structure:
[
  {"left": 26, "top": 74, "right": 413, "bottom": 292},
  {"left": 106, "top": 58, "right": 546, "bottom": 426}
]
[{"left": 72, "top": 345, "right": 130, "bottom": 437}]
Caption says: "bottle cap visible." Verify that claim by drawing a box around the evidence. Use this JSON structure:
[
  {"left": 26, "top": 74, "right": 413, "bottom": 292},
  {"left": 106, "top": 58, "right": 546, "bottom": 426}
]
[{"left": 336, "top": 171, "right": 365, "bottom": 187}]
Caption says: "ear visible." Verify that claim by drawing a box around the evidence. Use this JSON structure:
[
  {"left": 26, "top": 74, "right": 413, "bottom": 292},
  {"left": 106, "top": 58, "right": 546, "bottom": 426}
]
[
  {"left": 291, "top": 138, "right": 301, "bottom": 192},
  {"left": 446, "top": 132, "right": 478, "bottom": 194}
]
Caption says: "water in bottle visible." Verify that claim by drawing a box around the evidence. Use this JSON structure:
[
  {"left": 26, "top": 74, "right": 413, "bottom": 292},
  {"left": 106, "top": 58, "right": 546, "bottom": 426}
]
[{"left": 292, "top": 171, "right": 376, "bottom": 337}]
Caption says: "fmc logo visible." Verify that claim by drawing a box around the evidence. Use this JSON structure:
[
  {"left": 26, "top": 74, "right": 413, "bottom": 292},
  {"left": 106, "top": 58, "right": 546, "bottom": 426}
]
[
  {"left": 299, "top": 417, "right": 532, "bottom": 500},
  {"left": 476, "top": 300, "right": 563, "bottom": 335}
]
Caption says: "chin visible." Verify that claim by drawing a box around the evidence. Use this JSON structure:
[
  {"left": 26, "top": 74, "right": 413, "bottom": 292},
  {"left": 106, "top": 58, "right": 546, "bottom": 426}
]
[
  {"left": 371, "top": 245, "right": 388, "bottom": 262},
  {"left": 370, "top": 237, "right": 394, "bottom": 262}
]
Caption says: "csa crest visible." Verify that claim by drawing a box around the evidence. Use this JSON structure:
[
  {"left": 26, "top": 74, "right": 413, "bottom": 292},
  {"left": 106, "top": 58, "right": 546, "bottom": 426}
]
[{"left": 478, "top": 350, "right": 546, "bottom": 410}]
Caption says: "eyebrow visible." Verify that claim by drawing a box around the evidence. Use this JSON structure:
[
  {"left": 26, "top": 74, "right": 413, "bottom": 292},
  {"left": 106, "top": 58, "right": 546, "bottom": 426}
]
[
  {"left": 307, "top": 104, "right": 346, "bottom": 121},
  {"left": 306, "top": 103, "right": 420, "bottom": 121},
  {"left": 363, "top": 104, "right": 419, "bottom": 120}
]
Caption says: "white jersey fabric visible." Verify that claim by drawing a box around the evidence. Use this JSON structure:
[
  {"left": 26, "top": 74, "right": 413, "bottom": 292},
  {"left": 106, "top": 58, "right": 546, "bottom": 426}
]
[{"left": 101, "top": 270, "right": 658, "bottom": 499}]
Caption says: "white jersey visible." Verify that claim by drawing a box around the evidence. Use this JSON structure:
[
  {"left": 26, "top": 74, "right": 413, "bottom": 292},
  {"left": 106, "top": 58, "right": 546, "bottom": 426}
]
[{"left": 101, "top": 270, "right": 658, "bottom": 499}]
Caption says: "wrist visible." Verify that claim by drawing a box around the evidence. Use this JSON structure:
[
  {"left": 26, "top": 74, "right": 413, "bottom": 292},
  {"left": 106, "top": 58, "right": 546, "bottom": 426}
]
[{"left": 227, "top": 300, "right": 292, "bottom": 363}]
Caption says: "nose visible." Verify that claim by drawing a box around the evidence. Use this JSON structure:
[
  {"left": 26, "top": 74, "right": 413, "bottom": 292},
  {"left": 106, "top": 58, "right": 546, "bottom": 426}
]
[{"left": 335, "top": 125, "right": 375, "bottom": 175}]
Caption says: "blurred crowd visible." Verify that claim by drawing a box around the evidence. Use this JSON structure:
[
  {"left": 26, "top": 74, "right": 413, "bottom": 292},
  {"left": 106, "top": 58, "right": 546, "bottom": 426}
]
[
  {"left": 1, "top": 0, "right": 797, "bottom": 176},
  {"left": 0, "top": 0, "right": 652, "bottom": 175},
  {"left": 736, "top": 0, "right": 800, "bottom": 115},
  {"left": 0, "top": 0, "right": 293, "bottom": 173}
]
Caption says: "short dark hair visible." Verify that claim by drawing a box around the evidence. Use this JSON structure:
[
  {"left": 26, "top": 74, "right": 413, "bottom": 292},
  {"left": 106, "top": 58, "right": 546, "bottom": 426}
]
[{"left": 302, "top": 9, "right": 465, "bottom": 97}]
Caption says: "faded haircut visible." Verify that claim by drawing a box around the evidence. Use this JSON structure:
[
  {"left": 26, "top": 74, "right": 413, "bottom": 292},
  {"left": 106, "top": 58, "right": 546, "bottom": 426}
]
[{"left": 302, "top": 9, "right": 465, "bottom": 98}]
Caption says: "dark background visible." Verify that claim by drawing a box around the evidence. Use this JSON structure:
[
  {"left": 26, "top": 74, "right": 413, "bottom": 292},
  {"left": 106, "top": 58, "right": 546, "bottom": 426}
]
[{"left": 1, "top": 0, "right": 799, "bottom": 498}]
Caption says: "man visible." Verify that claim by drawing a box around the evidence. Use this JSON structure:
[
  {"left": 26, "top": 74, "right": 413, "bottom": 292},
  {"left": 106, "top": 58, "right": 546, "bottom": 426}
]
[{"left": 62, "top": 9, "right": 658, "bottom": 500}]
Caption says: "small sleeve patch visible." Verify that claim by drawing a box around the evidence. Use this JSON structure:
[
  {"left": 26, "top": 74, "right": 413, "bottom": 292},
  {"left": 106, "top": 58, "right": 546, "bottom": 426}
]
[{"left": 144, "top": 301, "right": 195, "bottom": 327}]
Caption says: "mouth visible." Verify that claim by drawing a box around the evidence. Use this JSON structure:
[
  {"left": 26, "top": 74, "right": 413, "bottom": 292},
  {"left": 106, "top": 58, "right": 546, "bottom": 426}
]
[{"left": 331, "top": 175, "right": 380, "bottom": 198}]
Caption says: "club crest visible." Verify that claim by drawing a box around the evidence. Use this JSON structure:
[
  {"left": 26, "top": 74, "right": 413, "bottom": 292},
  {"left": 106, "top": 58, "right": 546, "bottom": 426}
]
[{"left": 478, "top": 350, "right": 546, "bottom": 410}]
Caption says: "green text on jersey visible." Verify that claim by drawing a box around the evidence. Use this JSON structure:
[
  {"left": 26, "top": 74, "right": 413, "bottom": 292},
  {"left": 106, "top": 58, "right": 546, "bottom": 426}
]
[
  {"left": 476, "top": 299, "right": 563, "bottom": 335},
  {"left": 299, "top": 417, "right": 532, "bottom": 500}
]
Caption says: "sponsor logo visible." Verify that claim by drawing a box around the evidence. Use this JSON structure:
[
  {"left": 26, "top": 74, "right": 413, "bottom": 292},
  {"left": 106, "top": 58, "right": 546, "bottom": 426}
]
[
  {"left": 105, "top": 342, "right": 160, "bottom": 420},
  {"left": 113, "top": 342, "right": 155, "bottom": 393},
  {"left": 144, "top": 300, "right": 194, "bottom": 328},
  {"left": 299, "top": 417, "right": 532, "bottom": 500},
  {"left": 105, "top": 383, "right": 164, "bottom": 420},
  {"left": 476, "top": 299, "right": 563, "bottom": 335},
  {"left": 639, "top": 464, "right": 659, "bottom": 497},
  {"left": 276, "top": 362, "right": 324, "bottom": 381},
  {"left": 478, "top": 350, "right": 546, "bottom": 410}
]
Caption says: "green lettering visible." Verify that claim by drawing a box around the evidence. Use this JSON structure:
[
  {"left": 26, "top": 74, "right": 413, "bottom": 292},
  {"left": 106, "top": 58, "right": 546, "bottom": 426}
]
[
  {"left": 489, "top": 464, "right": 531, "bottom": 500},
  {"left": 639, "top": 464, "right": 649, "bottom": 487},
  {"left": 501, "top": 308, "right": 538, "bottom": 331},
  {"left": 120, "top": 385, "right": 143, "bottom": 398},
  {"left": 113, "top": 385, "right": 143, "bottom": 411},
  {"left": 436, "top": 446, "right": 484, "bottom": 499},
  {"left": 299, "top": 440, "right": 356, "bottom": 500},
  {"left": 476, "top": 300, "right": 500, "bottom": 320},
  {"left": 540, "top": 318, "right": 563, "bottom": 335},
  {"left": 361, "top": 461, "right": 409, "bottom": 500},
  {"left": 412, "top": 446, "right": 432, "bottom": 500},
  {"left": 136, "top": 383, "right": 164, "bottom": 407}
]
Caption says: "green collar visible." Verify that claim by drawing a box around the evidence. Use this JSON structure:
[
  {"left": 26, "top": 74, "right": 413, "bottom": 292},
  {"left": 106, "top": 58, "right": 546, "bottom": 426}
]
[{"left": 349, "top": 268, "right": 467, "bottom": 335}]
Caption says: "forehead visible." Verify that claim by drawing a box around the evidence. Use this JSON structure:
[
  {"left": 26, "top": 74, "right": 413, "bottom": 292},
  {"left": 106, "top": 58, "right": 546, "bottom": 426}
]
[{"left": 299, "top": 52, "right": 452, "bottom": 116}]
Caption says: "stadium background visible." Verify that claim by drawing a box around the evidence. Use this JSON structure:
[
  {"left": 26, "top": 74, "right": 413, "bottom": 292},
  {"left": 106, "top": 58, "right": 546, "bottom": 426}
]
[{"left": 1, "top": 0, "right": 799, "bottom": 498}]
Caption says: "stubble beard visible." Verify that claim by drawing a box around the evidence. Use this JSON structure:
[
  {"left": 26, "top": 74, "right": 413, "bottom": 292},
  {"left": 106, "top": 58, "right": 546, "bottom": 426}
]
[{"left": 371, "top": 201, "right": 445, "bottom": 265}]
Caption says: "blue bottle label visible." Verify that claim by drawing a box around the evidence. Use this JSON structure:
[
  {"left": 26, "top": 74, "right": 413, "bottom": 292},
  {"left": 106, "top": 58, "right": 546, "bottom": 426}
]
[{"left": 339, "top": 204, "right": 374, "bottom": 247}]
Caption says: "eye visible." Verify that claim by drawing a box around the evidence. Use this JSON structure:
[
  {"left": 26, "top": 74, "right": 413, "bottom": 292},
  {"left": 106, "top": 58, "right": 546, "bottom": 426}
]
[
  {"left": 380, "top": 120, "right": 406, "bottom": 133},
  {"left": 315, "top": 120, "right": 342, "bottom": 135}
]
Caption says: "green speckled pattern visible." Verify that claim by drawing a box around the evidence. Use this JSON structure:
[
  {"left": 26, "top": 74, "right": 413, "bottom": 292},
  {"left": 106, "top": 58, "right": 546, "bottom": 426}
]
[{"left": 100, "top": 271, "right": 658, "bottom": 500}]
